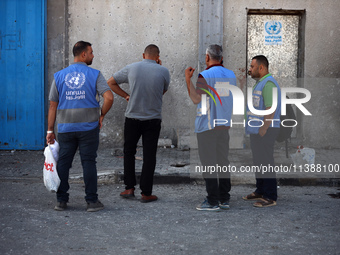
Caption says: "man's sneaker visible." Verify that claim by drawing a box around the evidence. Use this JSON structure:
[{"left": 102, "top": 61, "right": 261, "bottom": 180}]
[
  {"left": 196, "top": 200, "right": 221, "bottom": 211},
  {"left": 140, "top": 194, "right": 158, "bottom": 203},
  {"left": 219, "top": 201, "right": 230, "bottom": 210},
  {"left": 54, "top": 201, "right": 67, "bottom": 211},
  {"left": 87, "top": 200, "right": 104, "bottom": 212},
  {"left": 120, "top": 188, "right": 135, "bottom": 198}
]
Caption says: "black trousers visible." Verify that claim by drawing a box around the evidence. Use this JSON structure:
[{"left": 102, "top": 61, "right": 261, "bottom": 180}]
[
  {"left": 123, "top": 117, "right": 161, "bottom": 196},
  {"left": 250, "top": 128, "right": 280, "bottom": 201},
  {"left": 197, "top": 129, "right": 231, "bottom": 206}
]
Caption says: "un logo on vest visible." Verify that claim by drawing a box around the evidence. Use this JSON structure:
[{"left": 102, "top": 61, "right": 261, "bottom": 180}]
[
  {"left": 65, "top": 72, "right": 86, "bottom": 89},
  {"left": 265, "top": 21, "right": 282, "bottom": 35}
]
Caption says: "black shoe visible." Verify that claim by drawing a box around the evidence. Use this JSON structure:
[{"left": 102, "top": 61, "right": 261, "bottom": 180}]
[
  {"left": 87, "top": 200, "right": 104, "bottom": 212},
  {"left": 54, "top": 201, "right": 67, "bottom": 211}
]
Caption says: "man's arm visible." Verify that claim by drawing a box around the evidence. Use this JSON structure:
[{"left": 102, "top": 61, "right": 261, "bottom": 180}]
[
  {"left": 185, "top": 67, "right": 201, "bottom": 104},
  {"left": 258, "top": 107, "right": 276, "bottom": 137},
  {"left": 46, "top": 101, "right": 58, "bottom": 144},
  {"left": 107, "top": 76, "right": 130, "bottom": 102},
  {"left": 259, "top": 82, "right": 278, "bottom": 137},
  {"left": 99, "top": 90, "right": 114, "bottom": 129}
]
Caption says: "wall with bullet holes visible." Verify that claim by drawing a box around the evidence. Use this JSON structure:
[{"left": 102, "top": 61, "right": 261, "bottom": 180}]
[{"left": 47, "top": 0, "right": 340, "bottom": 149}]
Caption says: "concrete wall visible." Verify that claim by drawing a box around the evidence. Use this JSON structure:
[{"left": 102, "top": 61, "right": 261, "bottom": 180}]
[
  {"left": 47, "top": 0, "right": 340, "bottom": 149},
  {"left": 67, "top": 0, "right": 199, "bottom": 148},
  {"left": 47, "top": 0, "right": 68, "bottom": 90},
  {"left": 223, "top": 0, "right": 340, "bottom": 148}
]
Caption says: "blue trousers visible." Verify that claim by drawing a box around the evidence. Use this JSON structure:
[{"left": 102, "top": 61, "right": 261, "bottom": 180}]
[
  {"left": 56, "top": 127, "right": 99, "bottom": 203},
  {"left": 250, "top": 128, "right": 280, "bottom": 201}
]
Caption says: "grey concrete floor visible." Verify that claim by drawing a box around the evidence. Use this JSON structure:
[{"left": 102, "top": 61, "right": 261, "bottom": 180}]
[
  {"left": 0, "top": 182, "right": 339, "bottom": 255},
  {"left": 0, "top": 144, "right": 339, "bottom": 254}
]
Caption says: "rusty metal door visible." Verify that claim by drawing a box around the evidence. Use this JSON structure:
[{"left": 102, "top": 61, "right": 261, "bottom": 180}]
[{"left": 0, "top": 0, "right": 46, "bottom": 150}]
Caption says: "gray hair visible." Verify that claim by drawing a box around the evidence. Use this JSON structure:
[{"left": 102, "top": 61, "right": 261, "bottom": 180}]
[{"left": 206, "top": 44, "right": 223, "bottom": 61}]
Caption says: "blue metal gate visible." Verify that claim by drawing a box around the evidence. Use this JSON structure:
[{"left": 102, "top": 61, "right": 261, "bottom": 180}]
[{"left": 0, "top": 0, "right": 46, "bottom": 150}]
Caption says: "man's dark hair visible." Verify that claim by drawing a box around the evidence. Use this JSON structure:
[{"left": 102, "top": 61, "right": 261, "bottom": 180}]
[
  {"left": 73, "top": 41, "right": 92, "bottom": 57},
  {"left": 144, "top": 44, "right": 160, "bottom": 56},
  {"left": 252, "top": 55, "right": 269, "bottom": 69},
  {"left": 206, "top": 44, "right": 223, "bottom": 61}
]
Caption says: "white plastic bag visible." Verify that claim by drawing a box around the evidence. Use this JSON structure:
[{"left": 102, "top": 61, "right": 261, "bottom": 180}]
[
  {"left": 290, "top": 146, "right": 315, "bottom": 166},
  {"left": 49, "top": 140, "right": 59, "bottom": 162},
  {"left": 43, "top": 144, "right": 60, "bottom": 192}
]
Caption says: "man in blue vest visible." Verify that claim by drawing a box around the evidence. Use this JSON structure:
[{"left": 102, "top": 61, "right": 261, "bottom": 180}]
[
  {"left": 243, "top": 55, "right": 281, "bottom": 207},
  {"left": 46, "top": 41, "right": 113, "bottom": 212},
  {"left": 185, "top": 44, "right": 237, "bottom": 211}
]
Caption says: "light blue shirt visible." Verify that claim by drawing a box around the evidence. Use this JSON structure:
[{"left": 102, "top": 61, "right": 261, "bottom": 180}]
[{"left": 195, "top": 65, "right": 237, "bottom": 133}]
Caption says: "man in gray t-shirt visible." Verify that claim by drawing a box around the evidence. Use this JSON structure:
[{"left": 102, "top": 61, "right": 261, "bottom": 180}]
[{"left": 107, "top": 44, "right": 170, "bottom": 203}]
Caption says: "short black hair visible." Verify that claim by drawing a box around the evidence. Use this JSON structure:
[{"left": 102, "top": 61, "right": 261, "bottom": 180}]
[
  {"left": 144, "top": 44, "right": 160, "bottom": 56},
  {"left": 73, "top": 41, "right": 92, "bottom": 57},
  {"left": 252, "top": 55, "right": 269, "bottom": 69}
]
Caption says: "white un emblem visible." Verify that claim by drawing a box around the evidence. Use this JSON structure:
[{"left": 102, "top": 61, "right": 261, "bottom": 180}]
[{"left": 65, "top": 72, "right": 86, "bottom": 89}]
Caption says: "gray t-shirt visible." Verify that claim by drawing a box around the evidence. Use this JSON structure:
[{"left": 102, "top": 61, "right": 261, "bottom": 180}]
[
  {"left": 49, "top": 62, "right": 111, "bottom": 102},
  {"left": 113, "top": 59, "right": 170, "bottom": 120}
]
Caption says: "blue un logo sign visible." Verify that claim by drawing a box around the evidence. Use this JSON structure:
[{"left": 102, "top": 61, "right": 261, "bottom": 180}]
[
  {"left": 65, "top": 72, "right": 86, "bottom": 89},
  {"left": 265, "top": 21, "right": 282, "bottom": 35},
  {"left": 264, "top": 20, "right": 283, "bottom": 45}
]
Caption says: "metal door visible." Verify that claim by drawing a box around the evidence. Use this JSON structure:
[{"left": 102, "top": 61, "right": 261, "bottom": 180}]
[
  {"left": 247, "top": 14, "right": 300, "bottom": 88},
  {"left": 247, "top": 12, "right": 305, "bottom": 137},
  {"left": 0, "top": 0, "right": 46, "bottom": 150}
]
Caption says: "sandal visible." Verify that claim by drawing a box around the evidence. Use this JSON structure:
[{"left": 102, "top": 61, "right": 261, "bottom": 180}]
[
  {"left": 253, "top": 198, "right": 277, "bottom": 208},
  {"left": 242, "top": 192, "right": 263, "bottom": 201}
]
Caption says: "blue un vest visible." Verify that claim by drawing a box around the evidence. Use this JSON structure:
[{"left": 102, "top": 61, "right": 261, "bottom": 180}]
[
  {"left": 195, "top": 66, "right": 237, "bottom": 133},
  {"left": 245, "top": 75, "right": 281, "bottom": 134},
  {"left": 54, "top": 63, "right": 100, "bottom": 133}
]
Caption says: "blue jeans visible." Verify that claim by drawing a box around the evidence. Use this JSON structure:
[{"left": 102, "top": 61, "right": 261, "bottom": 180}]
[
  {"left": 56, "top": 127, "right": 99, "bottom": 203},
  {"left": 250, "top": 128, "right": 280, "bottom": 201},
  {"left": 123, "top": 117, "right": 161, "bottom": 196}
]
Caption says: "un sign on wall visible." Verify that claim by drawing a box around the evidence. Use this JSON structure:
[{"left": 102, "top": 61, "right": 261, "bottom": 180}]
[{"left": 264, "top": 20, "right": 283, "bottom": 45}]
